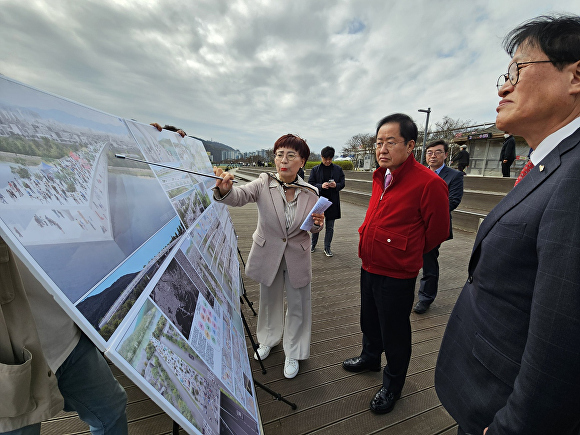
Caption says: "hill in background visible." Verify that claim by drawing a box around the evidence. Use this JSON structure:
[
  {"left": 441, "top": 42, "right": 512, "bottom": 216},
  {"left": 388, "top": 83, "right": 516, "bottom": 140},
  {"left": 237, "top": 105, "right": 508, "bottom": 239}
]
[{"left": 191, "top": 136, "right": 235, "bottom": 161}]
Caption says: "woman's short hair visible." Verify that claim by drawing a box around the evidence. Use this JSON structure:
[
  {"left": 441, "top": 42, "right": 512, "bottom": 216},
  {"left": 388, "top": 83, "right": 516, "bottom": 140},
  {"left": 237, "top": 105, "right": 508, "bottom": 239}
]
[{"left": 273, "top": 134, "right": 310, "bottom": 160}]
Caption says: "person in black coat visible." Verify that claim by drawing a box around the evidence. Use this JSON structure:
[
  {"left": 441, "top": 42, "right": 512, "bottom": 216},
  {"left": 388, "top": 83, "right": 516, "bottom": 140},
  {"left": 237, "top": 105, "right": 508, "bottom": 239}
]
[
  {"left": 499, "top": 133, "right": 517, "bottom": 177},
  {"left": 297, "top": 166, "right": 305, "bottom": 180},
  {"left": 413, "top": 140, "right": 464, "bottom": 314},
  {"left": 308, "top": 146, "right": 345, "bottom": 256},
  {"left": 451, "top": 145, "right": 470, "bottom": 172}
]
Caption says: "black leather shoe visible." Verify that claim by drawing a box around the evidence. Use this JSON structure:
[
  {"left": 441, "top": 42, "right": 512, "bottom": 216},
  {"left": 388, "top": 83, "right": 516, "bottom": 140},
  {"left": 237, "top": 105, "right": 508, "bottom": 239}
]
[
  {"left": 342, "top": 356, "right": 381, "bottom": 372},
  {"left": 413, "top": 300, "right": 430, "bottom": 314},
  {"left": 369, "top": 387, "right": 401, "bottom": 414}
]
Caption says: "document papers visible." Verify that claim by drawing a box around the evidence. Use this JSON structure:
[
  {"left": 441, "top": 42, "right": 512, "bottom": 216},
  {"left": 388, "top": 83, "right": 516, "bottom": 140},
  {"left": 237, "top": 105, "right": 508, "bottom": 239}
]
[{"left": 300, "top": 196, "right": 332, "bottom": 231}]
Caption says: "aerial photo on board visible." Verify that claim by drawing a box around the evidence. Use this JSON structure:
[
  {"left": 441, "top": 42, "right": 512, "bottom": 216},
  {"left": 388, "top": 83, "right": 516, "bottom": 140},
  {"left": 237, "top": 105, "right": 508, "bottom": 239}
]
[{"left": 0, "top": 77, "right": 176, "bottom": 302}]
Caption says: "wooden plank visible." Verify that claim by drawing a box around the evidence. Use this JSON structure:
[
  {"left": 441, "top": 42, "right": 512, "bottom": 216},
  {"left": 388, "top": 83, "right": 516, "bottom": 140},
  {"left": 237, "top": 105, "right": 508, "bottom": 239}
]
[
  {"left": 305, "top": 388, "right": 442, "bottom": 435},
  {"left": 41, "top": 195, "right": 477, "bottom": 435},
  {"left": 41, "top": 398, "right": 165, "bottom": 434},
  {"left": 374, "top": 406, "right": 456, "bottom": 434}
]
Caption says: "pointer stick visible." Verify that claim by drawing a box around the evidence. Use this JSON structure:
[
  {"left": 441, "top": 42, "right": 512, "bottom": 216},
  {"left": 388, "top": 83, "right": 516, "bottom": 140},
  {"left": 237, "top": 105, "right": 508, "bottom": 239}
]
[{"left": 115, "top": 154, "right": 238, "bottom": 183}]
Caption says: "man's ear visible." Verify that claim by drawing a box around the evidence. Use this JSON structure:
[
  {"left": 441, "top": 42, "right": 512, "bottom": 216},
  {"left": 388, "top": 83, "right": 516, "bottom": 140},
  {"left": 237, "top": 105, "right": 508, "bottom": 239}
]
[
  {"left": 569, "top": 60, "right": 580, "bottom": 95},
  {"left": 407, "top": 140, "right": 416, "bottom": 152}
]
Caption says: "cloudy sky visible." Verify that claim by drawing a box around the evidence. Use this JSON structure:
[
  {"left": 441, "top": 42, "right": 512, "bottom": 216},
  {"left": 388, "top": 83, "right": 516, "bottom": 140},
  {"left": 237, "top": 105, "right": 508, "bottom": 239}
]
[{"left": 2, "top": 0, "right": 579, "bottom": 154}]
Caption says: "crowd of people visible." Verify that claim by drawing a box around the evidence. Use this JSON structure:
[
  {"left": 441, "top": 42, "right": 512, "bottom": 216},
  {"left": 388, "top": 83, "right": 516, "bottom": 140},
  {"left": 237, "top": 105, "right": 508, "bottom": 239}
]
[{"left": 3, "top": 13, "right": 580, "bottom": 435}]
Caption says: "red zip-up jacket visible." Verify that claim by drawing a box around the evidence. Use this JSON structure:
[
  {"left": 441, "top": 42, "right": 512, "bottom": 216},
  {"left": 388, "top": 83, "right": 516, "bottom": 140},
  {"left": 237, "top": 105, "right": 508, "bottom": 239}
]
[{"left": 358, "top": 154, "right": 449, "bottom": 279}]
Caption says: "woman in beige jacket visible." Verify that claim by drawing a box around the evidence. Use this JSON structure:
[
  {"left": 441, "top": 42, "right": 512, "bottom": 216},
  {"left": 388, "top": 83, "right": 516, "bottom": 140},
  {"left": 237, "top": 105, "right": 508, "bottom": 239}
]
[{"left": 214, "top": 134, "right": 324, "bottom": 379}]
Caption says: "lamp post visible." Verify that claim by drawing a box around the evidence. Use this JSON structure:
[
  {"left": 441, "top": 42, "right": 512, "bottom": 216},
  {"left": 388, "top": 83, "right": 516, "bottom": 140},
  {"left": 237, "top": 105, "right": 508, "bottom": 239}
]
[{"left": 418, "top": 108, "right": 431, "bottom": 165}]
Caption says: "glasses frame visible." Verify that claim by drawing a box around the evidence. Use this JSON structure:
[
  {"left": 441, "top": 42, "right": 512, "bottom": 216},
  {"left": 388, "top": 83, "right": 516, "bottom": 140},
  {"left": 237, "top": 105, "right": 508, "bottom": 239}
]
[
  {"left": 496, "top": 60, "right": 555, "bottom": 91},
  {"left": 375, "top": 140, "right": 406, "bottom": 150},
  {"left": 274, "top": 151, "right": 299, "bottom": 161},
  {"left": 425, "top": 150, "right": 445, "bottom": 157}
]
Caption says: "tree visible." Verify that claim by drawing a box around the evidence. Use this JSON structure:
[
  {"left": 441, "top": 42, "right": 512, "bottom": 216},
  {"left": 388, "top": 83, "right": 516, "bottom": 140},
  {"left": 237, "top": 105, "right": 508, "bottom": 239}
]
[
  {"left": 416, "top": 116, "right": 475, "bottom": 162},
  {"left": 145, "top": 342, "right": 156, "bottom": 360},
  {"left": 431, "top": 116, "right": 474, "bottom": 142},
  {"left": 10, "top": 165, "right": 31, "bottom": 179},
  {"left": 65, "top": 181, "right": 76, "bottom": 193},
  {"left": 342, "top": 133, "right": 375, "bottom": 169}
]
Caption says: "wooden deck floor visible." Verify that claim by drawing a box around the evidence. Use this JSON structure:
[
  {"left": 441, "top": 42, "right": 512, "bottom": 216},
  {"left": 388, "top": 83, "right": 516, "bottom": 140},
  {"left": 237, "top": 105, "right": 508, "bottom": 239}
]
[{"left": 41, "top": 197, "right": 475, "bottom": 435}]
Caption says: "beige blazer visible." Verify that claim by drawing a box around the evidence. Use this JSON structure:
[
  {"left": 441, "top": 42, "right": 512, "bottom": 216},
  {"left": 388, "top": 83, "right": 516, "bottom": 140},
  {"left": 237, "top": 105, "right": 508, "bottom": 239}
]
[
  {"left": 0, "top": 238, "right": 64, "bottom": 431},
  {"left": 218, "top": 173, "right": 321, "bottom": 289}
]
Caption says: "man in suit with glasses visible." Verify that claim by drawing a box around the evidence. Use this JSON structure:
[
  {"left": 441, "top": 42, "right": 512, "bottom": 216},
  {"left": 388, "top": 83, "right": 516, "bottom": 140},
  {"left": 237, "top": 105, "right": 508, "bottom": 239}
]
[{"left": 436, "top": 14, "right": 580, "bottom": 435}]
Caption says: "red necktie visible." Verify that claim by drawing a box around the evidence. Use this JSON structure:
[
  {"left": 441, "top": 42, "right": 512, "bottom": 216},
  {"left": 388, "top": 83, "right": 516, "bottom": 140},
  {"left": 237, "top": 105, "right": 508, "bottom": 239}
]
[{"left": 514, "top": 160, "right": 534, "bottom": 186}]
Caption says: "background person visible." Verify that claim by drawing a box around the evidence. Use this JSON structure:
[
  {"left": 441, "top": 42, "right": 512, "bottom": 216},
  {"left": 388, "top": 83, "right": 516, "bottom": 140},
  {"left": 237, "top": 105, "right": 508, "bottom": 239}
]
[
  {"left": 342, "top": 113, "right": 449, "bottom": 415},
  {"left": 414, "top": 139, "right": 464, "bottom": 314},
  {"left": 451, "top": 144, "right": 470, "bottom": 172},
  {"left": 297, "top": 166, "right": 305, "bottom": 180},
  {"left": 500, "top": 133, "right": 517, "bottom": 177},
  {"left": 213, "top": 134, "right": 324, "bottom": 379},
  {"left": 435, "top": 14, "right": 580, "bottom": 435},
  {"left": 0, "top": 244, "right": 128, "bottom": 435},
  {"left": 308, "top": 146, "right": 345, "bottom": 257}
]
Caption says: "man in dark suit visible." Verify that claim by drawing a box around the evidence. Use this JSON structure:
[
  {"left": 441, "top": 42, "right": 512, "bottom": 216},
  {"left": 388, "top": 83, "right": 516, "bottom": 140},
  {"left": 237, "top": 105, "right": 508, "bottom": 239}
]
[
  {"left": 435, "top": 15, "right": 580, "bottom": 435},
  {"left": 413, "top": 139, "right": 463, "bottom": 314},
  {"left": 308, "top": 146, "right": 345, "bottom": 257},
  {"left": 499, "top": 133, "right": 517, "bottom": 177}
]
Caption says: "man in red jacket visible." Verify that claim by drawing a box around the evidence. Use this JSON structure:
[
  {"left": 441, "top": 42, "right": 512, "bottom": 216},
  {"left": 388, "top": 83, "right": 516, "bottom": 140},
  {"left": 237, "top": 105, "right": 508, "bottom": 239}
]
[{"left": 342, "top": 113, "right": 449, "bottom": 414}]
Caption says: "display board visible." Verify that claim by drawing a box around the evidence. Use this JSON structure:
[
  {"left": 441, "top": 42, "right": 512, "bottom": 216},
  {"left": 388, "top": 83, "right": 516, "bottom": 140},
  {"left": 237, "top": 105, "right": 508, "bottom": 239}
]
[{"left": 0, "top": 76, "right": 259, "bottom": 435}]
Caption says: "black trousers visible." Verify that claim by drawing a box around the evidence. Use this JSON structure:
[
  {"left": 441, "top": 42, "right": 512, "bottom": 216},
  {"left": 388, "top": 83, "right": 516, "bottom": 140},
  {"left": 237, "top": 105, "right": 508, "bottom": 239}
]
[
  {"left": 501, "top": 160, "right": 514, "bottom": 177},
  {"left": 360, "top": 268, "right": 416, "bottom": 394},
  {"left": 418, "top": 244, "right": 440, "bottom": 304}
]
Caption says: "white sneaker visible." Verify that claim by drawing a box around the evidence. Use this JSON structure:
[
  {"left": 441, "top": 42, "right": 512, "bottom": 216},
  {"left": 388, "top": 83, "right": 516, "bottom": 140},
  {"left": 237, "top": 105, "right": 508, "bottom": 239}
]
[
  {"left": 284, "top": 357, "right": 299, "bottom": 379},
  {"left": 253, "top": 344, "right": 271, "bottom": 361}
]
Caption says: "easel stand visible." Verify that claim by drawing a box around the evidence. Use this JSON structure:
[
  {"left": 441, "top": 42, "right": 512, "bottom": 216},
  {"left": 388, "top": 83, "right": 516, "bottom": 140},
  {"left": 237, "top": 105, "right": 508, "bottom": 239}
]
[
  {"left": 238, "top": 249, "right": 297, "bottom": 410},
  {"left": 238, "top": 247, "right": 256, "bottom": 316},
  {"left": 240, "top": 304, "right": 297, "bottom": 410},
  {"left": 240, "top": 304, "right": 266, "bottom": 374},
  {"left": 254, "top": 380, "right": 297, "bottom": 410}
]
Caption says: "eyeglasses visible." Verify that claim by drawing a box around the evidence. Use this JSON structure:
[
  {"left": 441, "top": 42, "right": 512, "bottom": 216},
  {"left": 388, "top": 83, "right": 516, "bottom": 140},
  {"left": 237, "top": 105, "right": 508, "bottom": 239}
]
[
  {"left": 274, "top": 152, "right": 298, "bottom": 161},
  {"left": 375, "top": 140, "right": 406, "bottom": 150},
  {"left": 426, "top": 150, "right": 445, "bottom": 156},
  {"left": 496, "top": 60, "right": 554, "bottom": 91}
]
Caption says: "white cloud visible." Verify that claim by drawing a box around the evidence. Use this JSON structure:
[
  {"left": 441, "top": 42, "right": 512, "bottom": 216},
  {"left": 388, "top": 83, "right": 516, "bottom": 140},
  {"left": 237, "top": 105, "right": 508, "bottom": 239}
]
[{"left": 1, "top": 0, "right": 579, "bottom": 153}]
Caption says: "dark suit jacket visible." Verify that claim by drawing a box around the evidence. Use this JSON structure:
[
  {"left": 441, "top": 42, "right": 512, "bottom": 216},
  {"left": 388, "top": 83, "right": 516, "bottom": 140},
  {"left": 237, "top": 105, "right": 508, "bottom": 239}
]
[
  {"left": 435, "top": 127, "right": 580, "bottom": 434},
  {"left": 308, "top": 163, "right": 345, "bottom": 220},
  {"left": 437, "top": 165, "right": 463, "bottom": 239}
]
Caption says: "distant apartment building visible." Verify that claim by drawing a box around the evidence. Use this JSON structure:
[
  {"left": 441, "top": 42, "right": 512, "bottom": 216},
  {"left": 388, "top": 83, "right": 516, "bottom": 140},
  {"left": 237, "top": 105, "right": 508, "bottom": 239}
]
[{"left": 220, "top": 149, "right": 243, "bottom": 162}]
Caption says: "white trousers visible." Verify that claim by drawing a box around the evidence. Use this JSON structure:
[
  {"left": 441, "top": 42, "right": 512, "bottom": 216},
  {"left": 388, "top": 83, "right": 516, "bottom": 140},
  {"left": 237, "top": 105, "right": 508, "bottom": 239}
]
[{"left": 256, "top": 256, "right": 312, "bottom": 360}]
